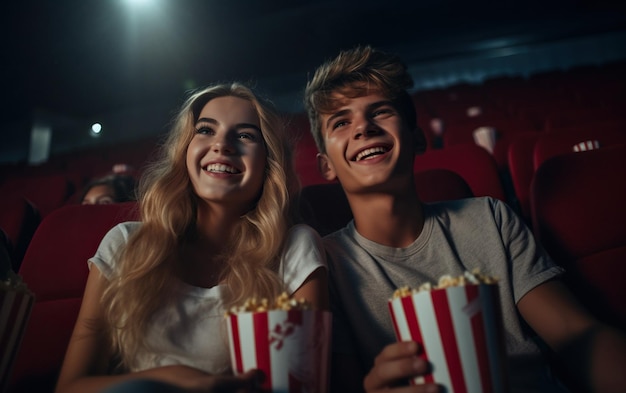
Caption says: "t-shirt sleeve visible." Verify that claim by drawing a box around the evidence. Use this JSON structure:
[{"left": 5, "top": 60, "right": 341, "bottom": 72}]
[
  {"left": 280, "top": 224, "right": 327, "bottom": 294},
  {"left": 88, "top": 222, "right": 139, "bottom": 279},
  {"left": 491, "top": 198, "right": 565, "bottom": 303}
]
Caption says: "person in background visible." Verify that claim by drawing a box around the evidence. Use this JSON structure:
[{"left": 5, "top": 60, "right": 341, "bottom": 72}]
[
  {"left": 303, "top": 46, "right": 626, "bottom": 393},
  {"left": 80, "top": 174, "right": 137, "bottom": 205},
  {"left": 55, "top": 83, "right": 328, "bottom": 393}
]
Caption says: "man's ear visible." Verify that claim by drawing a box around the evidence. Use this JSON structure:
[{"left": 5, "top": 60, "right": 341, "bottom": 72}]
[{"left": 316, "top": 153, "right": 337, "bottom": 182}]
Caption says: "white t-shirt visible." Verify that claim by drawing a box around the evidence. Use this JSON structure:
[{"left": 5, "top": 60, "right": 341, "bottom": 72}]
[{"left": 89, "top": 222, "right": 326, "bottom": 374}]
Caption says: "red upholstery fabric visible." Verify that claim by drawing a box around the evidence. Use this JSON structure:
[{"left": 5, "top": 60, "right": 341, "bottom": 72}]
[
  {"left": 0, "top": 196, "right": 40, "bottom": 271},
  {"left": 8, "top": 299, "right": 82, "bottom": 393},
  {"left": 293, "top": 149, "right": 328, "bottom": 187},
  {"left": 532, "top": 128, "right": 626, "bottom": 171},
  {"left": 507, "top": 132, "right": 541, "bottom": 223},
  {"left": 9, "top": 202, "right": 140, "bottom": 393},
  {"left": 442, "top": 114, "right": 535, "bottom": 148},
  {"left": 530, "top": 145, "right": 626, "bottom": 328},
  {"left": 300, "top": 169, "right": 474, "bottom": 236},
  {"left": 413, "top": 144, "right": 505, "bottom": 201},
  {"left": 287, "top": 113, "right": 330, "bottom": 187},
  {"left": 543, "top": 105, "right": 625, "bottom": 131},
  {"left": 0, "top": 174, "right": 75, "bottom": 218}
]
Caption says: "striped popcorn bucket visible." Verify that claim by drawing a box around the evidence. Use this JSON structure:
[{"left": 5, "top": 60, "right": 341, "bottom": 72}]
[
  {"left": 388, "top": 284, "right": 509, "bottom": 393},
  {"left": 226, "top": 309, "right": 332, "bottom": 393},
  {"left": 0, "top": 288, "right": 34, "bottom": 393}
]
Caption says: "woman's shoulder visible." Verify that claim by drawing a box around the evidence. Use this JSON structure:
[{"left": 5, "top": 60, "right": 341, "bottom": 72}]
[
  {"left": 100, "top": 221, "right": 142, "bottom": 245},
  {"left": 286, "top": 224, "right": 323, "bottom": 246},
  {"left": 283, "top": 224, "right": 325, "bottom": 256},
  {"left": 280, "top": 224, "right": 327, "bottom": 289},
  {"left": 90, "top": 221, "right": 141, "bottom": 277},
  {"left": 108, "top": 221, "right": 142, "bottom": 237},
  {"left": 288, "top": 223, "right": 321, "bottom": 237}
]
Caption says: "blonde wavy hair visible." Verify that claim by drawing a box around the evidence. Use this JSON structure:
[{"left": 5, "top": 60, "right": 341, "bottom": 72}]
[{"left": 101, "top": 83, "right": 300, "bottom": 370}]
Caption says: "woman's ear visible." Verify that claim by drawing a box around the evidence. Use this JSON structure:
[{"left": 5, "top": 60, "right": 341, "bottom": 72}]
[{"left": 316, "top": 153, "right": 337, "bottom": 181}]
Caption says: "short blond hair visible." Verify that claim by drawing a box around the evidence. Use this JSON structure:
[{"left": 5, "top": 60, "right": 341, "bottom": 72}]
[{"left": 304, "top": 46, "right": 418, "bottom": 153}]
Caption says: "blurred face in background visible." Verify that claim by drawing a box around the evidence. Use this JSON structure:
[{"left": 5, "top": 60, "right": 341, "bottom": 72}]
[{"left": 81, "top": 184, "right": 116, "bottom": 205}]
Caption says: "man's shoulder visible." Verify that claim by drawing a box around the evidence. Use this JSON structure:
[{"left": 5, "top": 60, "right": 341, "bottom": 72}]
[
  {"left": 322, "top": 224, "right": 352, "bottom": 243},
  {"left": 424, "top": 197, "right": 513, "bottom": 229},
  {"left": 321, "top": 223, "right": 361, "bottom": 256},
  {"left": 426, "top": 196, "right": 501, "bottom": 214}
]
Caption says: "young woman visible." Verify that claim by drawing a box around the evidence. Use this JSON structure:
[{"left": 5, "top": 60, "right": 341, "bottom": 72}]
[{"left": 55, "top": 83, "right": 328, "bottom": 393}]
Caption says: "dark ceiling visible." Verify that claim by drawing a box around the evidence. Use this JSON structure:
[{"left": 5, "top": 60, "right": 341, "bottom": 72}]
[{"left": 2, "top": 0, "right": 625, "bottom": 161}]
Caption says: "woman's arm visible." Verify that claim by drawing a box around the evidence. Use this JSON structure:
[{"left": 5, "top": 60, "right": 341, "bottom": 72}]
[
  {"left": 517, "top": 280, "right": 626, "bottom": 393},
  {"left": 287, "top": 225, "right": 329, "bottom": 311},
  {"left": 55, "top": 266, "right": 117, "bottom": 393},
  {"left": 55, "top": 268, "right": 262, "bottom": 393},
  {"left": 292, "top": 266, "right": 329, "bottom": 311}
]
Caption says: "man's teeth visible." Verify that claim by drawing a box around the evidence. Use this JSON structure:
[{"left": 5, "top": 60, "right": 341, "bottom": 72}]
[
  {"left": 356, "top": 147, "right": 387, "bottom": 161},
  {"left": 205, "top": 163, "right": 239, "bottom": 174}
]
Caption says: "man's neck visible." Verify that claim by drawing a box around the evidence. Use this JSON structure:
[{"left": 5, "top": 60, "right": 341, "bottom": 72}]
[{"left": 347, "top": 188, "right": 424, "bottom": 248}]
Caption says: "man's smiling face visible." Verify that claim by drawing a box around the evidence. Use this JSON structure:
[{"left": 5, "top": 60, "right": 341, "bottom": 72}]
[{"left": 317, "top": 90, "right": 417, "bottom": 194}]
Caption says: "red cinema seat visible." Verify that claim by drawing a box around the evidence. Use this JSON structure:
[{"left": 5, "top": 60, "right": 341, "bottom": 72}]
[
  {"left": 507, "top": 132, "right": 541, "bottom": 224},
  {"left": 293, "top": 138, "right": 328, "bottom": 187},
  {"left": 543, "top": 105, "right": 625, "bottom": 132},
  {"left": 532, "top": 128, "right": 626, "bottom": 171},
  {"left": 0, "top": 174, "right": 75, "bottom": 218},
  {"left": 300, "top": 169, "right": 473, "bottom": 236},
  {"left": 530, "top": 145, "right": 626, "bottom": 329},
  {"left": 9, "top": 202, "right": 140, "bottom": 393},
  {"left": 0, "top": 196, "right": 40, "bottom": 271},
  {"left": 413, "top": 144, "right": 506, "bottom": 201}
]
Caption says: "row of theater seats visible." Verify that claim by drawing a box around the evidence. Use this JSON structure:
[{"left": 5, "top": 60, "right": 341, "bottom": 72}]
[
  {"left": 3, "top": 61, "right": 625, "bottom": 391},
  {"left": 2, "top": 60, "right": 624, "bottom": 272},
  {"left": 507, "top": 122, "right": 626, "bottom": 224},
  {"left": 407, "top": 60, "right": 625, "bottom": 218},
  {"left": 6, "top": 144, "right": 625, "bottom": 392},
  {"left": 0, "top": 137, "right": 160, "bottom": 272}
]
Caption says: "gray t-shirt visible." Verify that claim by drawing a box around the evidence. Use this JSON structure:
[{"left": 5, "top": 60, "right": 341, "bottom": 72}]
[{"left": 325, "top": 197, "right": 566, "bottom": 392}]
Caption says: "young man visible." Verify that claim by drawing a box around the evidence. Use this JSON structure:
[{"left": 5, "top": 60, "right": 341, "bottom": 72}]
[{"left": 303, "top": 46, "right": 626, "bottom": 393}]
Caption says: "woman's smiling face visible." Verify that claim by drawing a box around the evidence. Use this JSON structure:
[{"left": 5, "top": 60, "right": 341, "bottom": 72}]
[{"left": 186, "top": 95, "right": 267, "bottom": 211}]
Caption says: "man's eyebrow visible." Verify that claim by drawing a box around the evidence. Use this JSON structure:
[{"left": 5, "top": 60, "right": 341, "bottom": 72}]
[
  {"left": 325, "top": 109, "right": 350, "bottom": 129},
  {"left": 324, "top": 100, "right": 396, "bottom": 129}
]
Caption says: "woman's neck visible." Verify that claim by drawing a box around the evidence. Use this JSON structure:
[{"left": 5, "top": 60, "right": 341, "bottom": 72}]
[
  {"left": 178, "top": 203, "right": 243, "bottom": 288},
  {"left": 195, "top": 202, "right": 243, "bottom": 245},
  {"left": 178, "top": 239, "right": 227, "bottom": 288}
]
